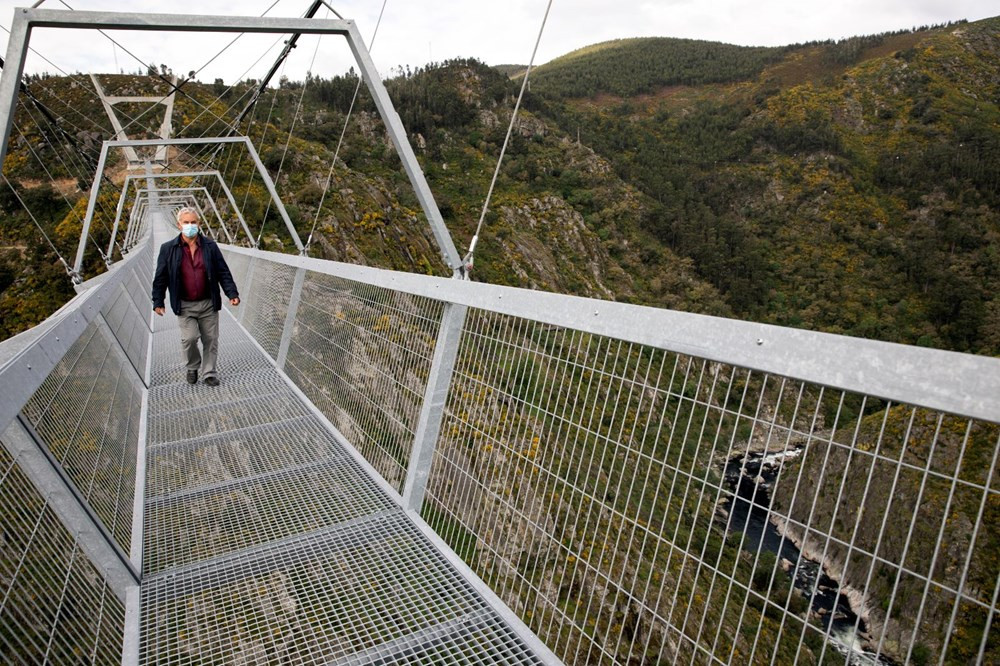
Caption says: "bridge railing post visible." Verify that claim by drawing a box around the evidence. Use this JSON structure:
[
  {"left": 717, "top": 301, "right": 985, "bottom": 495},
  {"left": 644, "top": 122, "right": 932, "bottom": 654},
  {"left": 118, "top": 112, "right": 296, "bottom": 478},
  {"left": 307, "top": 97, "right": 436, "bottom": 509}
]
[
  {"left": 402, "top": 302, "right": 467, "bottom": 513},
  {"left": 275, "top": 266, "right": 306, "bottom": 369}
]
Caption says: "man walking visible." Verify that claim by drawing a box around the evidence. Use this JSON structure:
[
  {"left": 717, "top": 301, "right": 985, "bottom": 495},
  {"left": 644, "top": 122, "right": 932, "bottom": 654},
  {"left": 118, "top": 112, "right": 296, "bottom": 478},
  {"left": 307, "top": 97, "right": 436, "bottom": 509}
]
[{"left": 152, "top": 207, "right": 240, "bottom": 386}]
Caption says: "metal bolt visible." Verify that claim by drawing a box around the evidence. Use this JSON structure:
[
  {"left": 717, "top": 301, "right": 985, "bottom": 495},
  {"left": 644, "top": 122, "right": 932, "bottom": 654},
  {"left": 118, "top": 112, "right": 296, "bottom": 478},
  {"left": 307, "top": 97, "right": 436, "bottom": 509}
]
[{"left": 756, "top": 338, "right": 764, "bottom": 346}]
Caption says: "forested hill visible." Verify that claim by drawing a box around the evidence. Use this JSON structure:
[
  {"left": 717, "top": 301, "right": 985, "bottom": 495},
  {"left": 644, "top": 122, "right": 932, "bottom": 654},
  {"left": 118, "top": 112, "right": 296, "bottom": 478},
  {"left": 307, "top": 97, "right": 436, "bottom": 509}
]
[
  {"left": 528, "top": 37, "right": 794, "bottom": 97},
  {"left": 1, "top": 16, "right": 998, "bottom": 359},
  {"left": 526, "top": 17, "right": 1000, "bottom": 354}
]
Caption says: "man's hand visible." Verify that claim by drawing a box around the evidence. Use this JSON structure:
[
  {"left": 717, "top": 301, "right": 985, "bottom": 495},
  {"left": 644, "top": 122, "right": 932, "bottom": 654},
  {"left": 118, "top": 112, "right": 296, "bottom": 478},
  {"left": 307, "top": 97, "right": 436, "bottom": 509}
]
[
  {"left": 230, "top": 297, "right": 240, "bottom": 306},
  {"left": 154, "top": 307, "right": 164, "bottom": 316}
]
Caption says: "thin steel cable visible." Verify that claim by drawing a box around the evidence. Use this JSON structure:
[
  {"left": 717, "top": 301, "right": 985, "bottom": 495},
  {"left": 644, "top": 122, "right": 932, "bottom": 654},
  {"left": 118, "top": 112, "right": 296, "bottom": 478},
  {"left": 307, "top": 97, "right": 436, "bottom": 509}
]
[
  {"left": 464, "top": 0, "right": 554, "bottom": 269},
  {"left": 183, "top": 37, "right": 285, "bottom": 141},
  {"left": 36, "top": 11, "right": 258, "bottom": 155},
  {"left": 259, "top": 20, "right": 328, "bottom": 240},
  {"left": 15, "top": 101, "right": 125, "bottom": 254},
  {"left": 9, "top": 119, "right": 116, "bottom": 254},
  {"left": 181, "top": 0, "right": 292, "bottom": 143},
  {"left": 18, "top": 98, "right": 93, "bottom": 186},
  {"left": 1, "top": 174, "right": 72, "bottom": 275},
  {"left": 304, "top": 0, "right": 389, "bottom": 252},
  {"left": 53, "top": 0, "right": 236, "bottom": 138},
  {"left": 11, "top": 122, "right": 113, "bottom": 254},
  {"left": 247, "top": 69, "right": 288, "bottom": 246},
  {"left": 0, "top": 24, "right": 120, "bottom": 138}
]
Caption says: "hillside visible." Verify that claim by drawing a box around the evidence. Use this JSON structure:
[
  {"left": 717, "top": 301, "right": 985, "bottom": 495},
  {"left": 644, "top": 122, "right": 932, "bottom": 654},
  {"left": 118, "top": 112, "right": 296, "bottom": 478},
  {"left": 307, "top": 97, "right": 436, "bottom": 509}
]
[
  {"left": 1, "top": 15, "right": 998, "bottom": 666},
  {"left": 3, "top": 20, "right": 998, "bottom": 353},
  {"left": 532, "top": 17, "right": 1000, "bottom": 355}
]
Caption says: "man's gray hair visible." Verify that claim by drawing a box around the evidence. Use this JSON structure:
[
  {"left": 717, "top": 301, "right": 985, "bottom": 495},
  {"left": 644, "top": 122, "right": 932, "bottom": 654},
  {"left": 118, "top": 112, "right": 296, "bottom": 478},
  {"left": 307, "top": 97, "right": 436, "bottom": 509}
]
[{"left": 176, "top": 206, "right": 200, "bottom": 223}]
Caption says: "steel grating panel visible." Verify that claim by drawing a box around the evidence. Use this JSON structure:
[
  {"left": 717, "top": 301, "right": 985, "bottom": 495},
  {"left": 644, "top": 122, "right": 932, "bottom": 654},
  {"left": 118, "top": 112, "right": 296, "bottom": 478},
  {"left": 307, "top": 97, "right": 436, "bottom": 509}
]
[
  {"left": 139, "top": 511, "right": 543, "bottom": 666},
  {"left": 20, "top": 318, "right": 142, "bottom": 555},
  {"left": 0, "top": 445, "right": 126, "bottom": 663},
  {"left": 145, "top": 416, "right": 346, "bottom": 498},
  {"left": 148, "top": 366, "right": 292, "bottom": 415},
  {"left": 101, "top": 282, "right": 151, "bottom": 380},
  {"left": 124, "top": 262, "right": 153, "bottom": 316},
  {"left": 147, "top": 390, "right": 315, "bottom": 446},
  {"left": 143, "top": 454, "right": 395, "bottom": 574},
  {"left": 149, "top": 317, "right": 274, "bottom": 387}
]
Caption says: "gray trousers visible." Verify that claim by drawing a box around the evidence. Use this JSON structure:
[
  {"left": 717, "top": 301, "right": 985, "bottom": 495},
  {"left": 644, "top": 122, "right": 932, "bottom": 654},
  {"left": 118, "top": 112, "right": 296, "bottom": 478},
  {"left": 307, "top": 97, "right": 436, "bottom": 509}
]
[{"left": 178, "top": 299, "right": 219, "bottom": 379}]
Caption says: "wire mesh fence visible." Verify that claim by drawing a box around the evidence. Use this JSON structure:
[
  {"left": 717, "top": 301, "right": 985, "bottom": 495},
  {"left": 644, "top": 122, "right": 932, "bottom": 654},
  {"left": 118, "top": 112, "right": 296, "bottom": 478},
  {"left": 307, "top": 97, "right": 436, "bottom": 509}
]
[
  {"left": 0, "top": 444, "right": 127, "bottom": 663},
  {"left": 20, "top": 306, "right": 144, "bottom": 558},
  {"left": 210, "top": 245, "right": 1000, "bottom": 665},
  {"left": 0, "top": 239, "right": 150, "bottom": 665},
  {"left": 420, "top": 307, "right": 1000, "bottom": 665},
  {"left": 280, "top": 267, "right": 445, "bottom": 493}
]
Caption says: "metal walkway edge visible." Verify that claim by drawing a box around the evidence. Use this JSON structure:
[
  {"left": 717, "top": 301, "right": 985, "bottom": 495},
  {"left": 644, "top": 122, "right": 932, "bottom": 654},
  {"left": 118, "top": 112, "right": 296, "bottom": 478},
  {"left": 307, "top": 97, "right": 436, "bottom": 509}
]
[{"left": 138, "top": 221, "right": 550, "bottom": 664}]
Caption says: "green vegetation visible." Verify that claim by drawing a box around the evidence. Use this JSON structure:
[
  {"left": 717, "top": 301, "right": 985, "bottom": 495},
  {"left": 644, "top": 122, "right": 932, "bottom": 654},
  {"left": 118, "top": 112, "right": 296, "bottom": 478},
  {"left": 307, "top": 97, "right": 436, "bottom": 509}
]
[
  {"left": 1, "top": 16, "right": 998, "bottom": 664},
  {"left": 529, "top": 38, "right": 795, "bottom": 98}
]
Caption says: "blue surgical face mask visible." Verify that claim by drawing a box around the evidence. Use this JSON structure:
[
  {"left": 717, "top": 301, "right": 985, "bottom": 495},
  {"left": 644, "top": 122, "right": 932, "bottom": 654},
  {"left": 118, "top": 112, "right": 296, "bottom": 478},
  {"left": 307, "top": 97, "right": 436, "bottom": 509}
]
[{"left": 181, "top": 223, "right": 199, "bottom": 238}]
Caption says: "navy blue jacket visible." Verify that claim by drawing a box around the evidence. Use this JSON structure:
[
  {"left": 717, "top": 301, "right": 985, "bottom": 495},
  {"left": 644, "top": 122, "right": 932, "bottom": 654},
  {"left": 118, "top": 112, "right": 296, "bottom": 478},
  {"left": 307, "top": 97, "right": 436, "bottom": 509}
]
[{"left": 151, "top": 235, "right": 239, "bottom": 315}]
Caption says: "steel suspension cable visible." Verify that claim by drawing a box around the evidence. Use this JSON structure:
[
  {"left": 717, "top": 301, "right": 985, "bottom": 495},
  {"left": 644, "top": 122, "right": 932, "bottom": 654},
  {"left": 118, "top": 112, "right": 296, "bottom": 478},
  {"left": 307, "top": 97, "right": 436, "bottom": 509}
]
[
  {"left": 46, "top": 1, "right": 278, "bottom": 143},
  {"left": 12, "top": 122, "right": 115, "bottom": 258},
  {"left": 241, "top": 56, "right": 289, "bottom": 240},
  {"left": 464, "top": 0, "right": 554, "bottom": 272},
  {"left": 304, "top": 0, "right": 389, "bottom": 254},
  {"left": 17, "top": 91, "right": 93, "bottom": 184},
  {"left": 258, "top": 15, "right": 330, "bottom": 245},
  {"left": 0, "top": 24, "right": 121, "bottom": 139},
  {"left": 182, "top": 35, "right": 285, "bottom": 141},
  {"left": 1, "top": 174, "right": 73, "bottom": 277}
]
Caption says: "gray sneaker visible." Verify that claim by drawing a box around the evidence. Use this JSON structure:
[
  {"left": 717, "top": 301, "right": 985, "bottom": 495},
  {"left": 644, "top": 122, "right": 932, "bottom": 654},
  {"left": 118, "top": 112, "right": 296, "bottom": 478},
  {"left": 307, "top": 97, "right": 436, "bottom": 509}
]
[{"left": 204, "top": 376, "right": 220, "bottom": 387}]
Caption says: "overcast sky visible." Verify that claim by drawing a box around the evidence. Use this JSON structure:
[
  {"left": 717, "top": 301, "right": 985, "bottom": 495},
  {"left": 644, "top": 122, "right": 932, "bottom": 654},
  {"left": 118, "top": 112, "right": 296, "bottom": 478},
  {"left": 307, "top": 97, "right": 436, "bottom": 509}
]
[{"left": 1, "top": 0, "right": 996, "bottom": 84}]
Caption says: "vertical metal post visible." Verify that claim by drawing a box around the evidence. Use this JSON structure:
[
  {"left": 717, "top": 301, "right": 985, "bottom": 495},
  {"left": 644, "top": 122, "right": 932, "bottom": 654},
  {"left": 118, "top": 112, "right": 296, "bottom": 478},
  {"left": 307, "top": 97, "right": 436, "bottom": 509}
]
[
  {"left": 343, "top": 22, "right": 463, "bottom": 275},
  {"left": 214, "top": 171, "right": 254, "bottom": 246},
  {"left": 73, "top": 145, "right": 112, "bottom": 277},
  {"left": 0, "top": 10, "right": 29, "bottom": 170},
  {"left": 90, "top": 73, "right": 141, "bottom": 165},
  {"left": 108, "top": 175, "right": 134, "bottom": 259},
  {"left": 242, "top": 137, "right": 303, "bottom": 252},
  {"left": 202, "top": 187, "right": 234, "bottom": 243},
  {"left": 239, "top": 254, "right": 256, "bottom": 324},
  {"left": 125, "top": 197, "right": 143, "bottom": 249},
  {"left": 402, "top": 303, "right": 467, "bottom": 512},
  {"left": 275, "top": 267, "right": 306, "bottom": 368}
]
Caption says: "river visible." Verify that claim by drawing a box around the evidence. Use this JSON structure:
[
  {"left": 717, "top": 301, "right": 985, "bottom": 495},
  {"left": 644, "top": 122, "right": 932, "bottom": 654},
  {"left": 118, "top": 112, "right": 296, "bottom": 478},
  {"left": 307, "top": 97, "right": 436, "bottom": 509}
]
[{"left": 722, "top": 448, "right": 893, "bottom": 665}]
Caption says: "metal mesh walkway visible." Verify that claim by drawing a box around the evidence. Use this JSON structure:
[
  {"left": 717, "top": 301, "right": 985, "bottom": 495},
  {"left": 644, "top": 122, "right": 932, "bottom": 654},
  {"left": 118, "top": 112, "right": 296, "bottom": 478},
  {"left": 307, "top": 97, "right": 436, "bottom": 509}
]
[{"left": 137, "top": 220, "right": 546, "bottom": 665}]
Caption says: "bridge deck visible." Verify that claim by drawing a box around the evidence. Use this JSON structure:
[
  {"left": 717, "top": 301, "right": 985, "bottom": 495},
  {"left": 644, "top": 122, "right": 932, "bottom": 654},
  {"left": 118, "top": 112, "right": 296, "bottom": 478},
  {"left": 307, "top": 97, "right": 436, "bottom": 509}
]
[{"left": 139, "top": 219, "right": 542, "bottom": 665}]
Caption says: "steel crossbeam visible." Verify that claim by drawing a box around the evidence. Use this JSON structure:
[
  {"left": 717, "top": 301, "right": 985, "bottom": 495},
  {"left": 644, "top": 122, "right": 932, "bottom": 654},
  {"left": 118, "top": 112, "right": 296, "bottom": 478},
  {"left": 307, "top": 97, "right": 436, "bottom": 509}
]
[
  {"left": 112, "top": 170, "right": 253, "bottom": 255},
  {"left": 0, "top": 8, "right": 463, "bottom": 278}
]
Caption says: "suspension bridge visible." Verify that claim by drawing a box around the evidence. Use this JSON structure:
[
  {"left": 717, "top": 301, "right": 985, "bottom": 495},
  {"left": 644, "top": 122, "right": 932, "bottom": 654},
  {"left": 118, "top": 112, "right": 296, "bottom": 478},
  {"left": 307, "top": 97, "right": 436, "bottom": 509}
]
[{"left": 0, "top": 6, "right": 998, "bottom": 666}]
